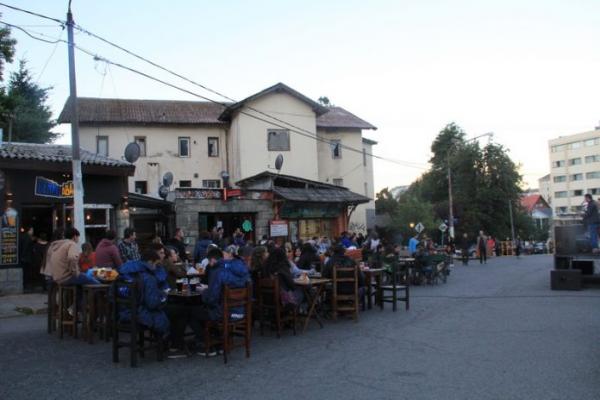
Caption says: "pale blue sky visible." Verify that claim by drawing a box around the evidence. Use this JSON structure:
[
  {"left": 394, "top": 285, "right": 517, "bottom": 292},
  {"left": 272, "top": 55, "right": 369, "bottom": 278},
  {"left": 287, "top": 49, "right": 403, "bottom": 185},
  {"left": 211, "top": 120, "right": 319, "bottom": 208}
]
[{"left": 3, "top": 0, "right": 600, "bottom": 191}]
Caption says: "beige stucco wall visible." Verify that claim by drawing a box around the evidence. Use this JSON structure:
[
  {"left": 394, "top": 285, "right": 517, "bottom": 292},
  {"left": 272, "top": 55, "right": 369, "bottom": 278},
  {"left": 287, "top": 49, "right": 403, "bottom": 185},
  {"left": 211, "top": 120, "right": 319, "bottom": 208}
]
[
  {"left": 79, "top": 125, "right": 227, "bottom": 195},
  {"left": 229, "top": 92, "right": 319, "bottom": 183}
]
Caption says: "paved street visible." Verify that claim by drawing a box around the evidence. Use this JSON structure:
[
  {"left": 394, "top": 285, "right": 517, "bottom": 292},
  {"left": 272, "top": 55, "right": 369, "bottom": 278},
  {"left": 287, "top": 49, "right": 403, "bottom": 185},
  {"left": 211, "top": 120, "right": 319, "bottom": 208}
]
[{"left": 1, "top": 254, "right": 599, "bottom": 400}]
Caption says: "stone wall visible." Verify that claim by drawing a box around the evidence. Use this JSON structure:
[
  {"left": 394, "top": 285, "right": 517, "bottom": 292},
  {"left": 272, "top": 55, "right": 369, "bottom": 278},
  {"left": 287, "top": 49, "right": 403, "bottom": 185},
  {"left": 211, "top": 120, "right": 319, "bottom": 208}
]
[
  {"left": 175, "top": 198, "right": 274, "bottom": 250},
  {"left": 0, "top": 268, "right": 23, "bottom": 294}
]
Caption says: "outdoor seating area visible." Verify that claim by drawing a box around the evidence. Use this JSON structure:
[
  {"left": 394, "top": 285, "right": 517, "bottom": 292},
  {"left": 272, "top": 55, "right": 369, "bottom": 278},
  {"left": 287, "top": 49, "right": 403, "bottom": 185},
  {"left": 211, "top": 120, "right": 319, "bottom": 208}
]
[{"left": 44, "top": 242, "right": 458, "bottom": 368}]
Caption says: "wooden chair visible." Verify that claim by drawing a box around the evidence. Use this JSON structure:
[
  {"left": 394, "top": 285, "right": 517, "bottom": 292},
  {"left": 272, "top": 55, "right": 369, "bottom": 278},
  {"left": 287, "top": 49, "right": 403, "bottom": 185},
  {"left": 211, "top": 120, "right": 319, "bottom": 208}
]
[
  {"left": 82, "top": 284, "right": 111, "bottom": 344},
  {"left": 331, "top": 265, "right": 359, "bottom": 321},
  {"left": 257, "top": 276, "right": 297, "bottom": 338},
  {"left": 430, "top": 261, "right": 449, "bottom": 285},
  {"left": 204, "top": 283, "right": 252, "bottom": 363},
  {"left": 378, "top": 261, "right": 410, "bottom": 312},
  {"left": 47, "top": 279, "right": 58, "bottom": 334},
  {"left": 112, "top": 280, "right": 164, "bottom": 367}
]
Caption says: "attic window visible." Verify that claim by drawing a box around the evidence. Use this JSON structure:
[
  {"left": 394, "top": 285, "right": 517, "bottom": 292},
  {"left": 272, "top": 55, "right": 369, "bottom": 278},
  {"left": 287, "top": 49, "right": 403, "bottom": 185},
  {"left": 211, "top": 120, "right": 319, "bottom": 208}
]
[{"left": 268, "top": 129, "right": 290, "bottom": 151}]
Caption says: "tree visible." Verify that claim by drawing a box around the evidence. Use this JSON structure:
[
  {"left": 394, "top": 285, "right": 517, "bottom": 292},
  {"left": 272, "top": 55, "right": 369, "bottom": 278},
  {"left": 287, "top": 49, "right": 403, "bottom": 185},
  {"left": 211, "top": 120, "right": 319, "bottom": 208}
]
[
  {"left": 0, "top": 60, "right": 57, "bottom": 143},
  {"left": 318, "top": 96, "right": 332, "bottom": 107},
  {"left": 0, "top": 18, "right": 16, "bottom": 82}
]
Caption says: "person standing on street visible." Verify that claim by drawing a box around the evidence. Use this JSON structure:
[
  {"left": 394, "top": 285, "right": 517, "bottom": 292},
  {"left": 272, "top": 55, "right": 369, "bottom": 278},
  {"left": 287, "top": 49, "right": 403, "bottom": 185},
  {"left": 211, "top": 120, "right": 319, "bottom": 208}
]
[
  {"left": 583, "top": 193, "right": 600, "bottom": 252},
  {"left": 408, "top": 234, "right": 419, "bottom": 257},
  {"left": 118, "top": 228, "right": 141, "bottom": 262},
  {"left": 477, "top": 230, "right": 487, "bottom": 264},
  {"left": 460, "top": 233, "right": 470, "bottom": 266}
]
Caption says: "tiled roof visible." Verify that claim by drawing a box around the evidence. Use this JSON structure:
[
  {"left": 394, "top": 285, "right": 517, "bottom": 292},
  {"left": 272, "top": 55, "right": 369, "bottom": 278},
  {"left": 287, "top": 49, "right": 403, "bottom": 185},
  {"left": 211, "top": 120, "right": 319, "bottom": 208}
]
[
  {"left": 58, "top": 92, "right": 376, "bottom": 130},
  {"left": 0, "top": 142, "right": 133, "bottom": 168},
  {"left": 58, "top": 97, "right": 229, "bottom": 125},
  {"left": 316, "top": 106, "right": 377, "bottom": 130},
  {"left": 520, "top": 194, "right": 550, "bottom": 213}
]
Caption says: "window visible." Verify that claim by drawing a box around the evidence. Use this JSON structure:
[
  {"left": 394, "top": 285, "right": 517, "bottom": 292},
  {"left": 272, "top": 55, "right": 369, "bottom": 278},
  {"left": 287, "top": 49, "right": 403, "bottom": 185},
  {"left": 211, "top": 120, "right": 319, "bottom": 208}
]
[
  {"left": 572, "top": 189, "right": 583, "bottom": 196},
  {"left": 333, "top": 178, "right": 344, "bottom": 186},
  {"left": 202, "top": 179, "right": 221, "bottom": 188},
  {"left": 586, "top": 171, "right": 600, "bottom": 179},
  {"left": 570, "top": 141, "right": 582, "bottom": 149},
  {"left": 570, "top": 205, "right": 583, "bottom": 213},
  {"left": 267, "top": 129, "right": 290, "bottom": 151},
  {"left": 208, "top": 137, "right": 219, "bottom": 157},
  {"left": 134, "top": 181, "right": 147, "bottom": 194},
  {"left": 553, "top": 175, "right": 566, "bottom": 183},
  {"left": 178, "top": 137, "right": 190, "bottom": 157},
  {"left": 584, "top": 138, "right": 600, "bottom": 146},
  {"left": 552, "top": 160, "right": 565, "bottom": 168},
  {"left": 97, "top": 136, "right": 108, "bottom": 157},
  {"left": 134, "top": 136, "right": 147, "bottom": 157},
  {"left": 589, "top": 188, "right": 600, "bottom": 195},
  {"left": 570, "top": 173, "right": 583, "bottom": 181},
  {"left": 179, "top": 180, "right": 192, "bottom": 188},
  {"left": 555, "top": 206, "right": 567, "bottom": 214},
  {"left": 586, "top": 155, "right": 600, "bottom": 163},
  {"left": 568, "top": 158, "right": 582, "bottom": 166},
  {"left": 331, "top": 139, "right": 342, "bottom": 159},
  {"left": 551, "top": 144, "right": 566, "bottom": 152},
  {"left": 554, "top": 191, "right": 568, "bottom": 198}
]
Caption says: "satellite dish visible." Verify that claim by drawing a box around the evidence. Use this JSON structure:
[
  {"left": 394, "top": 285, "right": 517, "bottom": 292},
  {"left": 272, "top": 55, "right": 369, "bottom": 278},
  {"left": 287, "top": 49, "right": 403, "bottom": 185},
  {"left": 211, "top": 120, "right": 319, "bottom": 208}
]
[
  {"left": 158, "top": 185, "right": 169, "bottom": 199},
  {"left": 162, "top": 172, "right": 173, "bottom": 187},
  {"left": 275, "top": 154, "right": 284, "bottom": 172},
  {"left": 124, "top": 142, "right": 140, "bottom": 163}
]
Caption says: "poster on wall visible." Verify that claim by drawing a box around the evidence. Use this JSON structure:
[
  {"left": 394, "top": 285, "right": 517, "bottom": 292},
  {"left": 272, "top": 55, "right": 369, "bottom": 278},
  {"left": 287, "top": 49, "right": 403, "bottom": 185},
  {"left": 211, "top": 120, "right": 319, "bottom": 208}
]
[
  {"left": 0, "top": 208, "right": 19, "bottom": 265},
  {"left": 270, "top": 220, "right": 288, "bottom": 237}
]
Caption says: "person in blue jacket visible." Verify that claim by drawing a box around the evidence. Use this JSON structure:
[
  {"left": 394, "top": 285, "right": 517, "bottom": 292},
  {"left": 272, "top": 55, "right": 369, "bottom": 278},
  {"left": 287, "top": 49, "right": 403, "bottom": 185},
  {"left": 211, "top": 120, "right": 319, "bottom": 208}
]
[
  {"left": 193, "top": 230, "right": 213, "bottom": 264},
  {"left": 117, "top": 249, "right": 170, "bottom": 335},
  {"left": 192, "top": 245, "right": 250, "bottom": 356}
]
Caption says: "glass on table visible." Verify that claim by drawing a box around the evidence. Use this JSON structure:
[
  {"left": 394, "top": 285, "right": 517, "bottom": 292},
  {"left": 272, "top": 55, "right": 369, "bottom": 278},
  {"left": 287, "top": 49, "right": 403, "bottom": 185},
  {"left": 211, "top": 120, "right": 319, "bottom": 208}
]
[{"left": 176, "top": 279, "right": 184, "bottom": 293}]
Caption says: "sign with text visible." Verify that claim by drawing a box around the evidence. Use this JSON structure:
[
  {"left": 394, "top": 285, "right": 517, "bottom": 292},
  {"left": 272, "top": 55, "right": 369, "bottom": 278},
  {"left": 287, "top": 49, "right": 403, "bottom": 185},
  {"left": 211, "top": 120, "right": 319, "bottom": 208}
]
[
  {"left": 0, "top": 208, "right": 19, "bottom": 265},
  {"left": 175, "top": 189, "right": 222, "bottom": 200},
  {"left": 270, "top": 220, "right": 289, "bottom": 237},
  {"left": 34, "top": 177, "right": 74, "bottom": 198}
]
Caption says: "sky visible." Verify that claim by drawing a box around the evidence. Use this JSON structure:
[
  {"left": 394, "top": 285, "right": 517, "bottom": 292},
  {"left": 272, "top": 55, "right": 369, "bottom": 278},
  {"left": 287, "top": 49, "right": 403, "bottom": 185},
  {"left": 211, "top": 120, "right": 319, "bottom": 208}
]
[{"left": 2, "top": 0, "right": 600, "bottom": 192}]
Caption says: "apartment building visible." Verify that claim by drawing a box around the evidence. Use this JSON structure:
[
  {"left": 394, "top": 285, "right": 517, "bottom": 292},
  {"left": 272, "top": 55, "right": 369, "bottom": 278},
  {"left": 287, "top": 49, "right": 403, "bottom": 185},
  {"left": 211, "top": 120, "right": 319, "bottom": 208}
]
[{"left": 548, "top": 125, "right": 600, "bottom": 223}]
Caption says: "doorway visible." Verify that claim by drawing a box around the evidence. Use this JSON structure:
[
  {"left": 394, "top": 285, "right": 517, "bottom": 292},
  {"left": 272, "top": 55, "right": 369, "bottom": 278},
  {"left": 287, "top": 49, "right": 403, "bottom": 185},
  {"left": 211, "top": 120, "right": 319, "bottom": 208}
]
[{"left": 20, "top": 205, "right": 54, "bottom": 290}]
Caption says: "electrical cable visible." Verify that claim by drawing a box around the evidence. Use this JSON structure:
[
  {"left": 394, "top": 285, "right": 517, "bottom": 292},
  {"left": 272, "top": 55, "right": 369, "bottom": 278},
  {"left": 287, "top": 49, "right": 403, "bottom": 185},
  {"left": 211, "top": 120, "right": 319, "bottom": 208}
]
[
  {"left": 0, "top": 2, "right": 64, "bottom": 25},
  {"left": 1, "top": 17, "right": 429, "bottom": 170}
]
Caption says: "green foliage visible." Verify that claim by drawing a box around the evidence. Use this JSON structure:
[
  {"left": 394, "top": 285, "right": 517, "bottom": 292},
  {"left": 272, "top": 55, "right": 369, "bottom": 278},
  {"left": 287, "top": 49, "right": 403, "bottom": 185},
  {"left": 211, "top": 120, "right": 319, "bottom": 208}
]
[
  {"left": 376, "top": 122, "right": 531, "bottom": 242},
  {"left": 0, "top": 60, "right": 57, "bottom": 143},
  {"left": 0, "top": 19, "right": 16, "bottom": 82}
]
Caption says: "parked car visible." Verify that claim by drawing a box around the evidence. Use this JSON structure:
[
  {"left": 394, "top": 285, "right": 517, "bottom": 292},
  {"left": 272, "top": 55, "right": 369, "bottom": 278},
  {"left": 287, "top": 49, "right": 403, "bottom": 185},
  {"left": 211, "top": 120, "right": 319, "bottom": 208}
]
[
  {"left": 533, "top": 242, "right": 547, "bottom": 254},
  {"left": 522, "top": 241, "right": 534, "bottom": 255}
]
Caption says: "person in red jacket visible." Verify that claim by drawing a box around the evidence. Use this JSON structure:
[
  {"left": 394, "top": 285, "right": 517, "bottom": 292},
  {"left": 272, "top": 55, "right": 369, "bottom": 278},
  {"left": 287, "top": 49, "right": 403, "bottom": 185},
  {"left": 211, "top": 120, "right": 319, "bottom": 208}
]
[
  {"left": 95, "top": 229, "right": 123, "bottom": 269},
  {"left": 78, "top": 243, "right": 96, "bottom": 272}
]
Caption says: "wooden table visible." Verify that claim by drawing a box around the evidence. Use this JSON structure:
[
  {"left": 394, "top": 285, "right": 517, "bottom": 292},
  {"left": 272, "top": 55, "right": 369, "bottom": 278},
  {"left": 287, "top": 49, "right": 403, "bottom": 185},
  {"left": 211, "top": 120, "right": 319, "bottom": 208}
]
[
  {"left": 362, "top": 268, "right": 383, "bottom": 310},
  {"left": 294, "top": 278, "right": 331, "bottom": 333}
]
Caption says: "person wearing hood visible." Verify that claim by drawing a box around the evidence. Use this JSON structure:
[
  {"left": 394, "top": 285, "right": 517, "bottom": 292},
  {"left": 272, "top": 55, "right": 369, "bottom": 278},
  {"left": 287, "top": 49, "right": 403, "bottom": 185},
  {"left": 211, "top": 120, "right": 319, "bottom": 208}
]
[
  {"left": 95, "top": 229, "right": 123, "bottom": 269},
  {"left": 191, "top": 245, "right": 250, "bottom": 356},
  {"left": 117, "top": 249, "right": 170, "bottom": 336}
]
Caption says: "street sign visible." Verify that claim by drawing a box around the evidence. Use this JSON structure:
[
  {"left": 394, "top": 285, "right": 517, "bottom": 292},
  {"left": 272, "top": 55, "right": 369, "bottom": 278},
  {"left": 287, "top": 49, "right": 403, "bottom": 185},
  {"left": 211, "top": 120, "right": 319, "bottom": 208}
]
[
  {"left": 415, "top": 222, "right": 425, "bottom": 233},
  {"left": 439, "top": 223, "right": 448, "bottom": 232}
]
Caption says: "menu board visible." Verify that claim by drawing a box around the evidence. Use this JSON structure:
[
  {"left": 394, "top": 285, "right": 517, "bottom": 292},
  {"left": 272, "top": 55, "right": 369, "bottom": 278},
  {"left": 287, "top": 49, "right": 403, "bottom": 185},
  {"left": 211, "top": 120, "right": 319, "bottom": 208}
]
[
  {"left": 270, "top": 220, "right": 289, "bottom": 237},
  {"left": 0, "top": 208, "right": 19, "bottom": 265}
]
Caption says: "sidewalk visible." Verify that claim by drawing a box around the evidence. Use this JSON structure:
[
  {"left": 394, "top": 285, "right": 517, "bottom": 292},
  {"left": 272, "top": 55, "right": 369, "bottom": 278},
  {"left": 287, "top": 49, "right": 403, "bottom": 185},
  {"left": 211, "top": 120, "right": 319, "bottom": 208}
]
[{"left": 0, "top": 293, "right": 48, "bottom": 318}]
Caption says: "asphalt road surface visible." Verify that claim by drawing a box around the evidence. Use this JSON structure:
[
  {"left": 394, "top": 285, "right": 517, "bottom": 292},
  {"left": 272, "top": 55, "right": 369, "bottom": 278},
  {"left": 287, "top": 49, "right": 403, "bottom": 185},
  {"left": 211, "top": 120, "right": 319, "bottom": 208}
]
[{"left": 1, "top": 254, "right": 599, "bottom": 400}]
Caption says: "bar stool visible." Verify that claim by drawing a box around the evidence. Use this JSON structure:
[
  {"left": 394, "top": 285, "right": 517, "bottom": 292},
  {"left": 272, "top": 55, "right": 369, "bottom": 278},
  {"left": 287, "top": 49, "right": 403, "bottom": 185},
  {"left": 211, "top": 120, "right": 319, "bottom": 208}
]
[
  {"left": 47, "top": 280, "right": 58, "bottom": 334},
  {"left": 58, "top": 285, "right": 78, "bottom": 339},
  {"left": 82, "top": 284, "right": 111, "bottom": 344}
]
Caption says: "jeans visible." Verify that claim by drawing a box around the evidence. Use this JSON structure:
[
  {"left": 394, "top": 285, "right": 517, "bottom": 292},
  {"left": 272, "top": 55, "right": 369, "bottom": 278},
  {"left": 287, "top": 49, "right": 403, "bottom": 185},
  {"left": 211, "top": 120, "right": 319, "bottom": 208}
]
[
  {"left": 589, "top": 224, "right": 599, "bottom": 249},
  {"left": 62, "top": 273, "right": 101, "bottom": 308}
]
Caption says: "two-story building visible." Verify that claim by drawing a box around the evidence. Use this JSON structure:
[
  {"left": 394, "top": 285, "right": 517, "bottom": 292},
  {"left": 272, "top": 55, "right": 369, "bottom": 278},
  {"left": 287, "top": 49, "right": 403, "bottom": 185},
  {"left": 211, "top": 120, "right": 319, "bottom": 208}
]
[{"left": 59, "top": 83, "right": 377, "bottom": 244}]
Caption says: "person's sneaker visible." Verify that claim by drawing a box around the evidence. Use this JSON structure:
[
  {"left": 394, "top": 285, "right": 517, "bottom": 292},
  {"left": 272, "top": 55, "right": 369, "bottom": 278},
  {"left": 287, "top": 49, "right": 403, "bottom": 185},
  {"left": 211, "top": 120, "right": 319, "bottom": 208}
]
[
  {"left": 197, "top": 349, "right": 217, "bottom": 357},
  {"left": 167, "top": 349, "right": 188, "bottom": 359}
]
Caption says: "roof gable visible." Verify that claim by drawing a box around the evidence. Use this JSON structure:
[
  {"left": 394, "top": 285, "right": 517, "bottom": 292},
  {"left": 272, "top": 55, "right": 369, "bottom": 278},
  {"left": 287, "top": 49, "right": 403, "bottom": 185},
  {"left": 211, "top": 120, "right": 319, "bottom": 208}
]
[{"left": 218, "top": 82, "right": 328, "bottom": 121}]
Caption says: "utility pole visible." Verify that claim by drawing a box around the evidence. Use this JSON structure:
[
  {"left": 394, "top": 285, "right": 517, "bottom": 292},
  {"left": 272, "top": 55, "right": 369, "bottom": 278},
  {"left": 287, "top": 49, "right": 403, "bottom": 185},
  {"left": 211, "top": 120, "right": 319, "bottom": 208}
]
[
  {"left": 508, "top": 199, "right": 516, "bottom": 255},
  {"left": 67, "top": 5, "right": 86, "bottom": 243}
]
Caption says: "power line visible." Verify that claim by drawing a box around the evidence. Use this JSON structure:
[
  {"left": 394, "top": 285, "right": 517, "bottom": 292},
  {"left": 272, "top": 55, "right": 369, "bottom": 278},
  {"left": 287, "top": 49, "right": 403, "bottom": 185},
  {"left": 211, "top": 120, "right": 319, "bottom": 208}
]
[
  {"left": 0, "top": 20, "right": 61, "bottom": 44},
  {"left": 0, "top": 2, "right": 64, "bottom": 25},
  {"left": 1, "top": 17, "right": 429, "bottom": 170}
]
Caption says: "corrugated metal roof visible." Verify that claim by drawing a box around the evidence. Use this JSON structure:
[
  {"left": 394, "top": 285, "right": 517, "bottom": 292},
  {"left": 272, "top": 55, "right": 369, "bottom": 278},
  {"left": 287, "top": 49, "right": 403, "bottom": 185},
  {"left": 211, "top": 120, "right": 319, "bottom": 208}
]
[{"left": 0, "top": 142, "right": 133, "bottom": 168}]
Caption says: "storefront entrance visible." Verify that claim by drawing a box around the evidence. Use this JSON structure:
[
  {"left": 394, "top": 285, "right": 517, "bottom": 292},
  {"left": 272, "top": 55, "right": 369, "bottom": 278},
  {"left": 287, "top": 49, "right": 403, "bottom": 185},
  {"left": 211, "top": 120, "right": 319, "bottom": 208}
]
[{"left": 198, "top": 212, "right": 256, "bottom": 242}]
